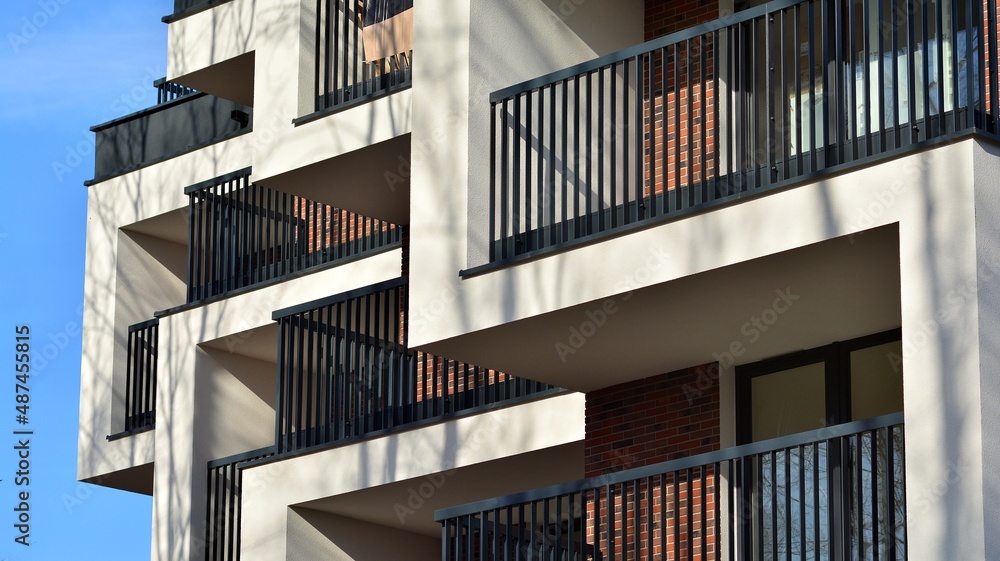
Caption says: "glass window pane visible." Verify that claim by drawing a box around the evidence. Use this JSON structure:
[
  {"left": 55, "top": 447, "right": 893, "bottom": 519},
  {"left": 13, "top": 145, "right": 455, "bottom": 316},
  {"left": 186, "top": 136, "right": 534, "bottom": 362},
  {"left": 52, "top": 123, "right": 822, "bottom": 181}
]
[
  {"left": 850, "top": 341, "right": 904, "bottom": 420},
  {"left": 751, "top": 363, "right": 827, "bottom": 441}
]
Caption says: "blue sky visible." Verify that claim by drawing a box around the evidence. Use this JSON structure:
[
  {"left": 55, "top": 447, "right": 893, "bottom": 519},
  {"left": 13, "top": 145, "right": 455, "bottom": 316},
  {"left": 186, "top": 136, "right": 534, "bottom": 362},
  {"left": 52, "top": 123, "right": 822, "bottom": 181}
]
[{"left": 0, "top": 1, "right": 172, "bottom": 558}]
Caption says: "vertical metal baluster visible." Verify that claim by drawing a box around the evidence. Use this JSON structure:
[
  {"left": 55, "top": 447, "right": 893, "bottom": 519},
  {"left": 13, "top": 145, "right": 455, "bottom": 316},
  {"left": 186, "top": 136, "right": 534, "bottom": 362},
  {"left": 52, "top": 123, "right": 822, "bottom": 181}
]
[
  {"left": 700, "top": 36, "right": 709, "bottom": 201},
  {"left": 861, "top": 0, "right": 872, "bottom": 155},
  {"left": 574, "top": 75, "right": 582, "bottom": 238},
  {"left": 890, "top": 0, "right": 902, "bottom": 146},
  {"left": 808, "top": 1, "right": 819, "bottom": 170},
  {"left": 610, "top": 65, "right": 619, "bottom": 228},
  {"left": 648, "top": 51, "right": 658, "bottom": 217},
  {"left": 513, "top": 94, "right": 523, "bottom": 252},
  {"left": 848, "top": 0, "right": 859, "bottom": 159},
  {"left": 526, "top": 90, "right": 534, "bottom": 247},
  {"left": 537, "top": 88, "right": 546, "bottom": 251},
  {"left": 989, "top": 0, "right": 999, "bottom": 133},
  {"left": 662, "top": 47, "right": 671, "bottom": 211},
  {"left": 906, "top": 0, "right": 919, "bottom": 141},
  {"left": 637, "top": 54, "right": 647, "bottom": 219},
  {"left": 674, "top": 42, "right": 683, "bottom": 209},
  {"left": 964, "top": 0, "right": 976, "bottom": 129},
  {"left": 586, "top": 71, "right": 594, "bottom": 235},
  {"left": 921, "top": 0, "right": 932, "bottom": 139},
  {"left": 780, "top": 11, "right": 791, "bottom": 181},
  {"left": 501, "top": 99, "right": 510, "bottom": 259},
  {"left": 623, "top": 61, "right": 632, "bottom": 225},
  {"left": 549, "top": 84, "right": 558, "bottom": 246},
  {"left": 561, "top": 79, "right": 570, "bottom": 243},
  {"left": 598, "top": 68, "right": 607, "bottom": 231}
]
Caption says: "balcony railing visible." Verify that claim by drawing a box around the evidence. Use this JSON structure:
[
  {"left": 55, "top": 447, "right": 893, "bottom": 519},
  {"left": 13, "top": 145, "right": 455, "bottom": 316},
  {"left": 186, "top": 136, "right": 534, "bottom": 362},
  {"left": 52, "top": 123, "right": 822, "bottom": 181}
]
[
  {"left": 205, "top": 447, "right": 276, "bottom": 561},
  {"left": 273, "top": 277, "right": 561, "bottom": 454},
  {"left": 89, "top": 79, "right": 252, "bottom": 184},
  {"left": 123, "top": 318, "right": 159, "bottom": 433},
  {"left": 313, "top": 0, "right": 413, "bottom": 113},
  {"left": 439, "top": 413, "right": 905, "bottom": 561},
  {"left": 185, "top": 169, "right": 402, "bottom": 303},
  {"left": 154, "top": 77, "right": 196, "bottom": 103},
  {"left": 483, "top": 0, "right": 999, "bottom": 266}
]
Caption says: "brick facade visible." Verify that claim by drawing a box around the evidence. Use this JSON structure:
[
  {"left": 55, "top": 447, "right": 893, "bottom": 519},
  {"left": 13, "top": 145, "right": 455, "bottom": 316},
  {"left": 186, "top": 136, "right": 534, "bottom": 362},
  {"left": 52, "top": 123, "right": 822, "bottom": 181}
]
[
  {"left": 584, "top": 363, "right": 720, "bottom": 477},
  {"left": 645, "top": 0, "right": 720, "bottom": 41},
  {"left": 583, "top": 363, "right": 720, "bottom": 560}
]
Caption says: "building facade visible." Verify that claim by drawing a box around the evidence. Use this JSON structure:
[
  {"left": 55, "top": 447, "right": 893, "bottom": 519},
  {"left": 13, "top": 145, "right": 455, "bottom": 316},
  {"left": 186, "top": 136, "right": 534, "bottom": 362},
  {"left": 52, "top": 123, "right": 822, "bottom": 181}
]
[{"left": 79, "top": 0, "right": 1000, "bottom": 560}]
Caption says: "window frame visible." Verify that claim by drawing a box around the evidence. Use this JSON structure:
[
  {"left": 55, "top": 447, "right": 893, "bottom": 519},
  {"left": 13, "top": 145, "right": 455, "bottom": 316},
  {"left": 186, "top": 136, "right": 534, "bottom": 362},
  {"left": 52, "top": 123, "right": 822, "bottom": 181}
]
[{"left": 735, "top": 327, "right": 902, "bottom": 444}]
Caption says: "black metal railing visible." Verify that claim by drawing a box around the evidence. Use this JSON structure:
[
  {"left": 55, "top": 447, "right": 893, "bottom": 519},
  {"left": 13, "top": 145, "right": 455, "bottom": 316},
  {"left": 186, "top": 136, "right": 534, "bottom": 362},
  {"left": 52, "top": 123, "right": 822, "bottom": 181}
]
[
  {"left": 154, "top": 77, "right": 197, "bottom": 104},
  {"left": 124, "top": 318, "right": 159, "bottom": 432},
  {"left": 314, "top": 0, "right": 413, "bottom": 112},
  {"left": 486, "top": 0, "right": 999, "bottom": 264},
  {"left": 186, "top": 169, "right": 402, "bottom": 303},
  {"left": 439, "top": 414, "right": 905, "bottom": 561},
  {"left": 273, "top": 277, "right": 561, "bottom": 454},
  {"left": 205, "top": 447, "right": 276, "bottom": 561}
]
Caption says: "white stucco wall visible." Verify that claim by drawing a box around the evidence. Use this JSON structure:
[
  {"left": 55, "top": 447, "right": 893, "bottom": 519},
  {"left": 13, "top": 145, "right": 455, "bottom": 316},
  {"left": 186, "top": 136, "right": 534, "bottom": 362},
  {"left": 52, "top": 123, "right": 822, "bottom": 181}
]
[{"left": 240, "top": 392, "right": 585, "bottom": 561}]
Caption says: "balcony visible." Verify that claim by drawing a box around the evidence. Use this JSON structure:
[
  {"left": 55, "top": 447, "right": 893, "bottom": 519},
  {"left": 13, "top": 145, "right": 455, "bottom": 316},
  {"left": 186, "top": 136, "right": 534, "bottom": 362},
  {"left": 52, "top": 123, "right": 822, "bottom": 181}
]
[
  {"left": 203, "top": 278, "right": 563, "bottom": 561},
  {"left": 185, "top": 169, "right": 402, "bottom": 304},
  {"left": 438, "top": 414, "right": 905, "bottom": 561},
  {"left": 89, "top": 79, "right": 252, "bottom": 184},
  {"left": 272, "top": 277, "right": 561, "bottom": 454},
  {"left": 310, "top": 0, "right": 413, "bottom": 116},
  {"left": 108, "top": 318, "right": 159, "bottom": 439},
  {"left": 477, "top": 0, "right": 1000, "bottom": 269}
]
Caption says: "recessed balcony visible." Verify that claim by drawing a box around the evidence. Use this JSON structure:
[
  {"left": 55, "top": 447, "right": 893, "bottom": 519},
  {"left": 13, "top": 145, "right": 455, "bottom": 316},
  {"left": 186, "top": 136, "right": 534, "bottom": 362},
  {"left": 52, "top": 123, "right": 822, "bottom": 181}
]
[
  {"left": 474, "top": 0, "right": 1000, "bottom": 271},
  {"left": 439, "top": 414, "right": 906, "bottom": 561},
  {"left": 184, "top": 169, "right": 403, "bottom": 305},
  {"left": 202, "top": 278, "right": 565, "bottom": 561}
]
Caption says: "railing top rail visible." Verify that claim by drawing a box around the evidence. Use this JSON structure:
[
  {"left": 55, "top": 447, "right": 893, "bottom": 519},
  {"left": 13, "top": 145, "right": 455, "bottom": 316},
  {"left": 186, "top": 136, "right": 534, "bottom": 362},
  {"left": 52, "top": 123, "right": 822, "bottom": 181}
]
[
  {"left": 435, "top": 411, "right": 904, "bottom": 521},
  {"left": 89, "top": 90, "right": 209, "bottom": 133},
  {"left": 128, "top": 318, "right": 160, "bottom": 332},
  {"left": 491, "top": 0, "right": 843, "bottom": 103},
  {"left": 207, "top": 445, "right": 278, "bottom": 469},
  {"left": 183, "top": 166, "right": 253, "bottom": 195},
  {"left": 272, "top": 276, "right": 408, "bottom": 320}
]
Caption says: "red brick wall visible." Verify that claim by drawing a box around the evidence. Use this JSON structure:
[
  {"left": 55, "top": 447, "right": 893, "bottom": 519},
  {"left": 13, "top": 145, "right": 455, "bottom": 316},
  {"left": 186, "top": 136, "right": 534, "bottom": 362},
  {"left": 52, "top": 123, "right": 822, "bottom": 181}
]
[
  {"left": 583, "top": 363, "right": 720, "bottom": 560},
  {"left": 643, "top": 2, "right": 721, "bottom": 200},
  {"left": 585, "top": 363, "right": 720, "bottom": 477},
  {"left": 645, "top": 0, "right": 719, "bottom": 41}
]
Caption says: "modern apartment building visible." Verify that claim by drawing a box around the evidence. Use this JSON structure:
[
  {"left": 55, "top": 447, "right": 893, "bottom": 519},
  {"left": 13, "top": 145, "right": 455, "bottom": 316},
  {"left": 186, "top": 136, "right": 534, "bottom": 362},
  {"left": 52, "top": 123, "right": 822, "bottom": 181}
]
[{"left": 78, "top": 0, "right": 1000, "bottom": 559}]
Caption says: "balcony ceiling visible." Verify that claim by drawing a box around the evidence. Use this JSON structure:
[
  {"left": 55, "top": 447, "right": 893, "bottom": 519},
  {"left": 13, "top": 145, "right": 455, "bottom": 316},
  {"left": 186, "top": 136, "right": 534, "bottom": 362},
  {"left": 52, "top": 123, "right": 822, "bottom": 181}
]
[
  {"left": 258, "top": 134, "right": 410, "bottom": 226},
  {"left": 172, "top": 52, "right": 254, "bottom": 106},
  {"left": 202, "top": 322, "right": 278, "bottom": 364},
  {"left": 422, "top": 226, "right": 902, "bottom": 392},
  {"left": 298, "top": 441, "right": 584, "bottom": 537}
]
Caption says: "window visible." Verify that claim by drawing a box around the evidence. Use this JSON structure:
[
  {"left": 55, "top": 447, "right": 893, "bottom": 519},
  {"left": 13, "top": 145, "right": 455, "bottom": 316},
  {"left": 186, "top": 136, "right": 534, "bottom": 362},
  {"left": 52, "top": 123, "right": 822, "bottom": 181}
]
[
  {"left": 736, "top": 328, "right": 902, "bottom": 444},
  {"left": 734, "top": 329, "right": 906, "bottom": 561}
]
